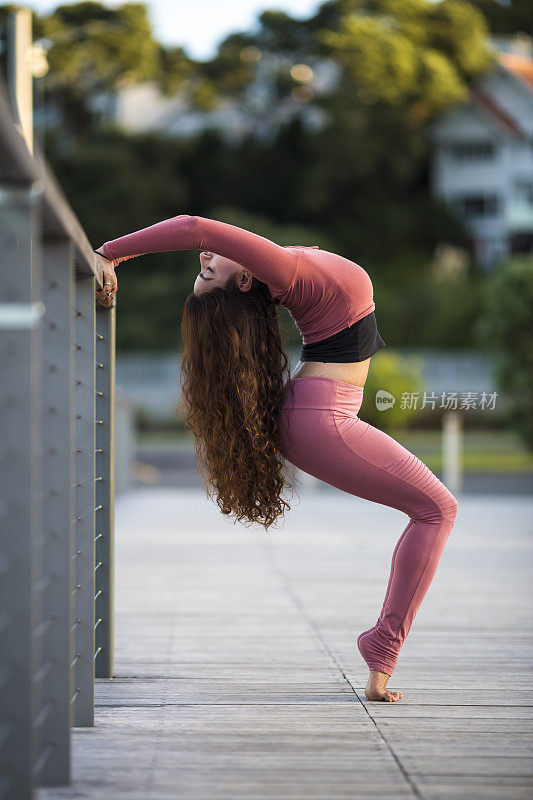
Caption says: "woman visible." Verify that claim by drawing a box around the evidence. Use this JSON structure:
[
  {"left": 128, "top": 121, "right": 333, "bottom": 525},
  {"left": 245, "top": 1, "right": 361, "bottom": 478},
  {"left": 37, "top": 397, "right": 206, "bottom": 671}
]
[{"left": 95, "top": 214, "right": 458, "bottom": 703}]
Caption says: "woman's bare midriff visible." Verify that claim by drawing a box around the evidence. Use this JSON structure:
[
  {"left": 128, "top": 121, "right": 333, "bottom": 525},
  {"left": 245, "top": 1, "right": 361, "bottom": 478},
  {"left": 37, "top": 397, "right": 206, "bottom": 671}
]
[{"left": 290, "top": 358, "right": 371, "bottom": 388}]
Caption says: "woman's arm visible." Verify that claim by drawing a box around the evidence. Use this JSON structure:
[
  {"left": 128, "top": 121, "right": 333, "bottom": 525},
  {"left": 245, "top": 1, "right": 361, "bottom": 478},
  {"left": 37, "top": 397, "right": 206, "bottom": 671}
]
[{"left": 99, "top": 214, "right": 302, "bottom": 293}]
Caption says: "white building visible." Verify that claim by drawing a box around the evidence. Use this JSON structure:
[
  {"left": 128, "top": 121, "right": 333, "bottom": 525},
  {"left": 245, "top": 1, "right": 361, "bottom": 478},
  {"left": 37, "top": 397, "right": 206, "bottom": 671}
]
[{"left": 428, "top": 36, "right": 533, "bottom": 268}]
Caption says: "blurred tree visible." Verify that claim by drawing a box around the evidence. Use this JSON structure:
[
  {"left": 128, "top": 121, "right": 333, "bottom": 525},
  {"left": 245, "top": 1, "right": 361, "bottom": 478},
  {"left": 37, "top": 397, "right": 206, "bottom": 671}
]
[
  {"left": 473, "top": 255, "right": 533, "bottom": 450},
  {"left": 155, "top": 45, "right": 196, "bottom": 96},
  {"left": 361, "top": 351, "right": 426, "bottom": 432},
  {"left": 44, "top": 128, "right": 191, "bottom": 244},
  {"left": 467, "top": 0, "right": 533, "bottom": 35},
  {"left": 377, "top": 260, "right": 485, "bottom": 349},
  {"left": 0, "top": 1, "right": 197, "bottom": 137},
  {"left": 34, "top": 2, "right": 159, "bottom": 137},
  {"left": 315, "top": 0, "right": 494, "bottom": 125}
]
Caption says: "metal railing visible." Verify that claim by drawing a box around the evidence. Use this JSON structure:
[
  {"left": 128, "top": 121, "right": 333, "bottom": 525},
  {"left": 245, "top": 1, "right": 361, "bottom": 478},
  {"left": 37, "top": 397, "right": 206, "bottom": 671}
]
[{"left": 0, "top": 75, "right": 115, "bottom": 799}]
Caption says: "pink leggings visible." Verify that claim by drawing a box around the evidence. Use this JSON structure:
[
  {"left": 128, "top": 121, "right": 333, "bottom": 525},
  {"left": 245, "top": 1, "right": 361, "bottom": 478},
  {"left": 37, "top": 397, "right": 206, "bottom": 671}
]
[{"left": 279, "top": 376, "right": 459, "bottom": 677}]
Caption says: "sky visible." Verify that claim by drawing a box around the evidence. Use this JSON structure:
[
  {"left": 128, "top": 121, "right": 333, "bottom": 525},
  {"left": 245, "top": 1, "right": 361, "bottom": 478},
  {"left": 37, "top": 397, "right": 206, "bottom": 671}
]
[{"left": 24, "top": 0, "right": 324, "bottom": 61}]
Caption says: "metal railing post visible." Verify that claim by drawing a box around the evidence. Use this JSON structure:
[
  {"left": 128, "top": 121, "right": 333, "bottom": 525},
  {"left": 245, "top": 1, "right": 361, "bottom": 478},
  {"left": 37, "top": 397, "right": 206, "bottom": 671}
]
[
  {"left": 442, "top": 410, "right": 463, "bottom": 495},
  {"left": 0, "top": 182, "right": 44, "bottom": 800},
  {"left": 95, "top": 306, "right": 116, "bottom": 678},
  {"left": 72, "top": 275, "right": 96, "bottom": 727},
  {"left": 38, "top": 240, "right": 75, "bottom": 785},
  {"left": 6, "top": 8, "right": 34, "bottom": 154}
]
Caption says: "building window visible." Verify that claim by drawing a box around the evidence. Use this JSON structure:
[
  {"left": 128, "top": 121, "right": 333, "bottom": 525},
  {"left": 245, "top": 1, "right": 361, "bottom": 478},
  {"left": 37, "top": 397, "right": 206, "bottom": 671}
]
[
  {"left": 515, "top": 180, "right": 533, "bottom": 204},
  {"left": 451, "top": 194, "right": 500, "bottom": 219},
  {"left": 449, "top": 141, "right": 495, "bottom": 161}
]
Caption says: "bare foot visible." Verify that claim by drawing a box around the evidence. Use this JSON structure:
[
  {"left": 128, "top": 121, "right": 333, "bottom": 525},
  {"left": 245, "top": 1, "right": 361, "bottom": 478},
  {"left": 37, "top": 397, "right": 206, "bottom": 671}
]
[{"left": 364, "top": 670, "right": 403, "bottom": 702}]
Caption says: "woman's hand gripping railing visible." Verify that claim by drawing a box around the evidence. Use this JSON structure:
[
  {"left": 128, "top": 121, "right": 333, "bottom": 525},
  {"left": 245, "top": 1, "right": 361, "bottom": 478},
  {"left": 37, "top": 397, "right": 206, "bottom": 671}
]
[{"left": 94, "top": 247, "right": 117, "bottom": 308}]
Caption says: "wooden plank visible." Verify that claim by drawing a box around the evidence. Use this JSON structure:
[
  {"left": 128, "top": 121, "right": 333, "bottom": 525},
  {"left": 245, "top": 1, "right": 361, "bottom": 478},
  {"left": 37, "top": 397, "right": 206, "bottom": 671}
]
[{"left": 36, "top": 491, "right": 533, "bottom": 800}]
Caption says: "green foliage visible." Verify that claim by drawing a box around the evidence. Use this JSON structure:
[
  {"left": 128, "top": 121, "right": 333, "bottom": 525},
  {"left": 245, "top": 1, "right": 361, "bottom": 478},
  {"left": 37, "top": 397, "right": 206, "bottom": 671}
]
[
  {"left": 153, "top": 46, "right": 195, "bottom": 97},
  {"left": 43, "top": 129, "right": 191, "bottom": 243},
  {"left": 198, "top": 33, "right": 264, "bottom": 97},
  {"left": 35, "top": 4, "right": 159, "bottom": 91},
  {"left": 376, "top": 252, "right": 485, "bottom": 348},
  {"left": 473, "top": 256, "right": 533, "bottom": 450},
  {"left": 316, "top": 0, "right": 494, "bottom": 124},
  {"left": 0, "top": 1, "right": 196, "bottom": 136},
  {"left": 361, "top": 350, "right": 426, "bottom": 431}
]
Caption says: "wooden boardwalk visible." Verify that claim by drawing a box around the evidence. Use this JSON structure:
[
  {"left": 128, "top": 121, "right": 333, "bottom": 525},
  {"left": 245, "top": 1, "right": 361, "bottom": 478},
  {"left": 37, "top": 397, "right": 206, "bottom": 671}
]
[{"left": 37, "top": 487, "right": 533, "bottom": 800}]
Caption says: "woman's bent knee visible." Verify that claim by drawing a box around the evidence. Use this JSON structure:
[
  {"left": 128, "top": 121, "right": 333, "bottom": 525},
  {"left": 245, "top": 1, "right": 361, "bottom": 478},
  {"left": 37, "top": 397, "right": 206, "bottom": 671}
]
[
  {"left": 443, "top": 492, "right": 459, "bottom": 527},
  {"left": 415, "top": 488, "right": 458, "bottom": 529}
]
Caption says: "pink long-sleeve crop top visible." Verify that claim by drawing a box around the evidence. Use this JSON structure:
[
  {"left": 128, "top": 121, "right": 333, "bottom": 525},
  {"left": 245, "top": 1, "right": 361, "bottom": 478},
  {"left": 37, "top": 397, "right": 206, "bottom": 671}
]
[{"left": 99, "top": 214, "right": 385, "bottom": 360}]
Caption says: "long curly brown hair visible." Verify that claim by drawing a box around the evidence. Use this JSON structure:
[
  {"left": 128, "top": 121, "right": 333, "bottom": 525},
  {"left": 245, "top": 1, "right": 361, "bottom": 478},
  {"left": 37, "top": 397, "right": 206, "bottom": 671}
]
[{"left": 177, "top": 273, "right": 297, "bottom": 531}]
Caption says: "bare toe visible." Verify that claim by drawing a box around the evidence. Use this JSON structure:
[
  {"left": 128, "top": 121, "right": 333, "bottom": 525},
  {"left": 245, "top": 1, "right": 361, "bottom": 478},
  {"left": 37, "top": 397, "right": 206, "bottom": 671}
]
[
  {"left": 364, "top": 671, "right": 403, "bottom": 702},
  {"left": 366, "top": 688, "right": 402, "bottom": 702},
  {"left": 385, "top": 690, "right": 402, "bottom": 702}
]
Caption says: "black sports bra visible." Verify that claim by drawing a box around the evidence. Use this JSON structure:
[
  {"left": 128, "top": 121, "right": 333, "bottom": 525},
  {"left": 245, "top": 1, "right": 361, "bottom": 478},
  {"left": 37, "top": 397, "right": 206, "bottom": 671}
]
[{"left": 299, "top": 310, "right": 386, "bottom": 363}]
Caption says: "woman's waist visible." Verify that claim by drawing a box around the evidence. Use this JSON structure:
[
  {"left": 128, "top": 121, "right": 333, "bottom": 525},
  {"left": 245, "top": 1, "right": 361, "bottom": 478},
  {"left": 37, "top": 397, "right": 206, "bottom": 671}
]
[
  {"left": 283, "top": 370, "right": 366, "bottom": 414},
  {"left": 289, "top": 358, "right": 370, "bottom": 388}
]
